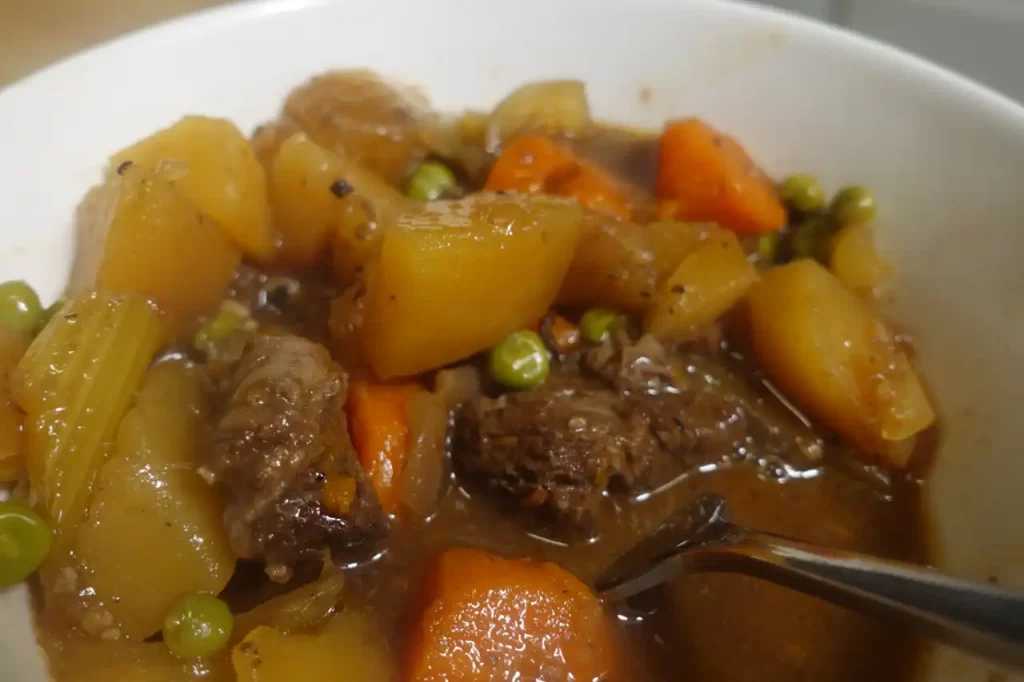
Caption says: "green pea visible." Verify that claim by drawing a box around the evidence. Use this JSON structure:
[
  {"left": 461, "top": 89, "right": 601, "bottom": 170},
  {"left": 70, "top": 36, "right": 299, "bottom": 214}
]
[
  {"left": 830, "top": 186, "right": 877, "bottom": 225},
  {"left": 757, "top": 233, "right": 780, "bottom": 264},
  {"left": 0, "top": 500, "right": 52, "bottom": 587},
  {"left": 163, "top": 593, "right": 234, "bottom": 659},
  {"left": 489, "top": 330, "right": 549, "bottom": 390},
  {"left": 789, "top": 215, "right": 835, "bottom": 263},
  {"left": 406, "top": 162, "right": 458, "bottom": 202},
  {"left": 778, "top": 174, "right": 826, "bottom": 213},
  {"left": 579, "top": 308, "right": 624, "bottom": 344},
  {"left": 0, "top": 281, "right": 43, "bottom": 336}
]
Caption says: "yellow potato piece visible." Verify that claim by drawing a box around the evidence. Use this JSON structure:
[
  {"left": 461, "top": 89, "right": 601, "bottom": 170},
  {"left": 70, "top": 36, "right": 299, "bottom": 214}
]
[
  {"left": 556, "top": 211, "right": 657, "bottom": 314},
  {"left": 45, "top": 635, "right": 231, "bottom": 682},
  {"left": 829, "top": 222, "right": 892, "bottom": 298},
  {"left": 747, "top": 260, "right": 934, "bottom": 466},
  {"left": 232, "top": 612, "right": 393, "bottom": 682},
  {"left": 362, "top": 194, "right": 582, "bottom": 378},
  {"left": 111, "top": 116, "right": 274, "bottom": 261},
  {"left": 74, "top": 360, "right": 236, "bottom": 639},
  {"left": 269, "top": 133, "right": 409, "bottom": 270},
  {"left": 70, "top": 164, "right": 240, "bottom": 323},
  {"left": 644, "top": 227, "right": 757, "bottom": 340}
]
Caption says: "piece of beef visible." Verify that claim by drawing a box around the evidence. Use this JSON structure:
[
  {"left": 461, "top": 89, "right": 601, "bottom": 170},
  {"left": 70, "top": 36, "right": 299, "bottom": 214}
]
[
  {"left": 204, "top": 334, "right": 386, "bottom": 581},
  {"left": 453, "top": 335, "right": 748, "bottom": 536}
]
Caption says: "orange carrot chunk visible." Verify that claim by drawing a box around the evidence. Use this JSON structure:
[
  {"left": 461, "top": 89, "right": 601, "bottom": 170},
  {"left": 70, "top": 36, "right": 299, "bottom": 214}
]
[
  {"left": 347, "top": 380, "right": 419, "bottom": 516},
  {"left": 485, "top": 136, "right": 632, "bottom": 219},
  {"left": 656, "top": 118, "right": 785, "bottom": 234},
  {"left": 405, "top": 547, "right": 619, "bottom": 682}
]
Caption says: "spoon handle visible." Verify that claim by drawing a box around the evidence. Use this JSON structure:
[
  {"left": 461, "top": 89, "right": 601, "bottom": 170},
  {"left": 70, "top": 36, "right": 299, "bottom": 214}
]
[{"left": 687, "top": 529, "right": 1024, "bottom": 673}]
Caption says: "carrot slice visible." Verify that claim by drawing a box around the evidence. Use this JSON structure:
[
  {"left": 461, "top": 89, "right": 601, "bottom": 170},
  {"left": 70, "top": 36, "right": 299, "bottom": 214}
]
[
  {"left": 485, "top": 136, "right": 632, "bottom": 219},
  {"left": 405, "top": 547, "right": 619, "bottom": 682},
  {"left": 347, "top": 380, "right": 419, "bottom": 516},
  {"left": 656, "top": 118, "right": 785, "bottom": 234}
]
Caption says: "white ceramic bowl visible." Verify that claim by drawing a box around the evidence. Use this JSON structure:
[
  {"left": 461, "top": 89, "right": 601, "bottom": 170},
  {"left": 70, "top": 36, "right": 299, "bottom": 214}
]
[{"left": 2, "top": 0, "right": 1023, "bottom": 680}]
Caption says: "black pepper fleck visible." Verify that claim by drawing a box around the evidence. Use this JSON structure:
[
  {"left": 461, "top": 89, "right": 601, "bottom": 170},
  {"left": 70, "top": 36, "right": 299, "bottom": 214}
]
[
  {"left": 116, "top": 160, "right": 133, "bottom": 175},
  {"left": 330, "top": 179, "right": 353, "bottom": 198},
  {"left": 64, "top": 313, "right": 78, "bottom": 321},
  {"left": 389, "top": 294, "right": 397, "bottom": 302}
]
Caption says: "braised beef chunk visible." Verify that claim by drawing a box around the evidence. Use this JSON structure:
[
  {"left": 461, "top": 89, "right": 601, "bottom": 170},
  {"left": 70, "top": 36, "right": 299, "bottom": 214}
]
[
  {"left": 453, "top": 335, "right": 748, "bottom": 536},
  {"left": 205, "top": 334, "right": 386, "bottom": 580}
]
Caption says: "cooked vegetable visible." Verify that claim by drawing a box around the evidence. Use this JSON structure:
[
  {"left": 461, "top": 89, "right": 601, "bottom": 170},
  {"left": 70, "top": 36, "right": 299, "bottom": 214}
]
[
  {"left": 656, "top": 118, "right": 785, "bottom": 234},
  {"left": 347, "top": 380, "right": 419, "bottom": 516},
  {"left": 12, "top": 293, "right": 169, "bottom": 533},
  {"left": 644, "top": 227, "right": 758, "bottom": 340},
  {"left": 46, "top": 636, "right": 231, "bottom": 682},
  {"left": 70, "top": 164, "right": 241, "bottom": 324},
  {"left": 778, "top": 173, "right": 826, "bottom": 212},
  {"left": 579, "top": 308, "right": 624, "bottom": 344},
  {"left": 39, "top": 297, "right": 65, "bottom": 331},
  {"left": 830, "top": 185, "right": 877, "bottom": 225},
  {"left": 270, "top": 133, "right": 410, "bottom": 269},
  {"left": 361, "top": 194, "right": 582, "bottom": 378},
  {"left": 284, "top": 70, "right": 430, "bottom": 186},
  {"left": 194, "top": 301, "right": 251, "bottom": 353},
  {"left": 74, "top": 360, "right": 236, "bottom": 639},
  {"left": 327, "top": 284, "right": 369, "bottom": 372},
  {"left": 406, "top": 161, "right": 458, "bottom": 202},
  {"left": 400, "top": 391, "right": 449, "bottom": 519},
  {"left": 748, "top": 260, "right": 934, "bottom": 465},
  {"left": 233, "top": 563, "right": 345, "bottom": 643},
  {"left": 757, "top": 232, "right": 780, "bottom": 264},
  {"left": 557, "top": 211, "right": 657, "bottom": 313},
  {"left": 489, "top": 330, "right": 550, "bottom": 390},
  {"left": 830, "top": 222, "right": 892, "bottom": 297},
  {"left": 0, "top": 281, "right": 43, "bottom": 336},
  {"left": 645, "top": 220, "right": 715, "bottom": 283},
  {"left": 484, "top": 136, "right": 632, "bottom": 219},
  {"left": 537, "top": 313, "right": 582, "bottom": 354},
  {"left": 0, "top": 500, "right": 51, "bottom": 586},
  {"left": 162, "top": 593, "right": 234, "bottom": 660},
  {"left": 405, "top": 547, "right": 619, "bottom": 682},
  {"left": 232, "top": 611, "right": 393, "bottom": 682},
  {"left": 252, "top": 117, "right": 301, "bottom": 170},
  {"left": 110, "top": 116, "right": 274, "bottom": 261},
  {"left": 488, "top": 80, "right": 590, "bottom": 144},
  {"left": 790, "top": 214, "right": 835, "bottom": 262}
]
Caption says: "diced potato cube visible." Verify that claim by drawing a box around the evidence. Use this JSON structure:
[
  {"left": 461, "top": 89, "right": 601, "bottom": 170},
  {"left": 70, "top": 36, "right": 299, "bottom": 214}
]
[
  {"left": 644, "top": 226, "right": 757, "bottom": 340},
  {"left": 74, "top": 361, "right": 236, "bottom": 639},
  {"left": 111, "top": 116, "right": 274, "bottom": 261},
  {"left": 747, "top": 260, "right": 935, "bottom": 466},
  {"left": 70, "top": 164, "right": 240, "bottom": 323},
  {"left": 362, "top": 194, "right": 582, "bottom": 378}
]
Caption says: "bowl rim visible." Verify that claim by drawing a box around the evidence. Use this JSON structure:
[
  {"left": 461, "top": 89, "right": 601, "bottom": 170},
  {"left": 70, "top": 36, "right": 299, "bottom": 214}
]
[{"left": 4, "top": 0, "right": 1024, "bottom": 130}]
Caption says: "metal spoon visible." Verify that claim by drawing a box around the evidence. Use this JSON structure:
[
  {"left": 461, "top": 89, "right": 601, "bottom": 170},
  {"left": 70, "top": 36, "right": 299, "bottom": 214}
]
[{"left": 596, "top": 494, "right": 1024, "bottom": 673}]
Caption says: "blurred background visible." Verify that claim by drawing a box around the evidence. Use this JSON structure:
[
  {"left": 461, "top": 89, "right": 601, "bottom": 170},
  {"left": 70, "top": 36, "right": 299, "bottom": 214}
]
[{"left": 2, "top": 0, "right": 1024, "bottom": 102}]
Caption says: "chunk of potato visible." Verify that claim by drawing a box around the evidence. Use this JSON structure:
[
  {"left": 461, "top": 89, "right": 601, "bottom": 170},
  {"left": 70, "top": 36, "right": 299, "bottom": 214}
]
[
  {"left": 362, "top": 194, "right": 583, "bottom": 378},
  {"left": 644, "top": 226, "right": 757, "bottom": 340},
  {"left": 645, "top": 220, "right": 717, "bottom": 284},
  {"left": 270, "top": 133, "right": 410, "bottom": 271},
  {"left": 45, "top": 635, "right": 232, "bottom": 682},
  {"left": 829, "top": 222, "right": 892, "bottom": 298},
  {"left": 489, "top": 80, "right": 590, "bottom": 145},
  {"left": 74, "top": 360, "right": 236, "bottom": 638},
  {"left": 111, "top": 116, "right": 274, "bottom": 261},
  {"left": 232, "top": 563, "right": 345, "bottom": 644},
  {"left": 747, "top": 260, "right": 934, "bottom": 466},
  {"left": 252, "top": 118, "right": 301, "bottom": 171},
  {"left": 70, "top": 164, "right": 240, "bottom": 323},
  {"left": 556, "top": 211, "right": 657, "bottom": 313},
  {"left": 284, "top": 70, "right": 430, "bottom": 186},
  {"left": 232, "top": 611, "right": 393, "bottom": 682}
]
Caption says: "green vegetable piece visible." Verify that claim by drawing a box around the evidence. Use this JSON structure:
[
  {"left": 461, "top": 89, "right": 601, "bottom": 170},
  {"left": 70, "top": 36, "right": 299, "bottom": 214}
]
[
  {"left": 757, "top": 233, "right": 780, "bottom": 264},
  {"left": 790, "top": 215, "right": 835, "bottom": 263},
  {"left": 579, "top": 308, "right": 624, "bottom": 344},
  {"left": 489, "top": 330, "right": 549, "bottom": 390},
  {"left": 406, "top": 162, "right": 458, "bottom": 202},
  {"left": 0, "top": 500, "right": 52, "bottom": 587},
  {"left": 830, "top": 186, "right": 877, "bottom": 225},
  {"left": 163, "top": 593, "right": 234, "bottom": 659},
  {"left": 779, "top": 174, "right": 826, "bottom": 213},
  {"left": 194, "top": 306, "right": 248, "bottom": 352},
  {"left": 0, "top": 281, "right": 43, "bottom": 336}
]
